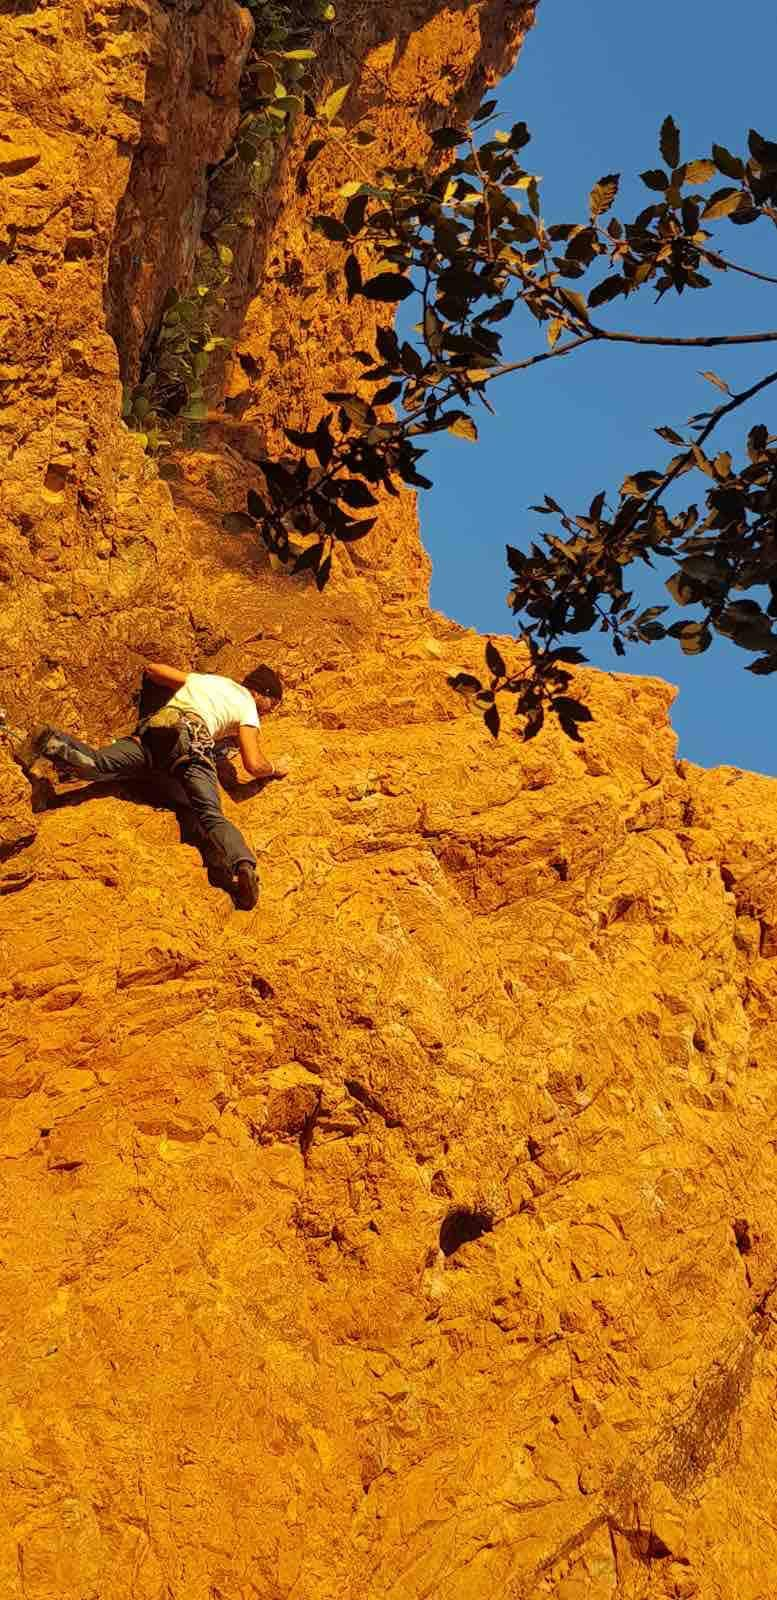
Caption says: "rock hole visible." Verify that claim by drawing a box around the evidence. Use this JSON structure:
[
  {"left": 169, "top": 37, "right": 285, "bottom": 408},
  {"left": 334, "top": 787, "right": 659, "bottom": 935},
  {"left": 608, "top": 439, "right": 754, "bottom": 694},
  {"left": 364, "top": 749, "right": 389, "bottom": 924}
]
[
  {"left": 251, "top": 975, "right": 274, "bottom": 1000},
  {"left": 550, "top": 857, "right": 568, "bottom": 881},
  {"left": 439, "top": 1205, "right": 494, "bottom": 1258},
  {"left": 733, "top": 1217, "right": 752, "bottom": 1255},
  {"left": 238, "top": 351, "right": 260, "bottom": 377},
  {"left": 65, "top": 234, "right": 94, "bottom": 261},
  {"left": 43, "top": 463, "right": 69, "bottom": 495}
]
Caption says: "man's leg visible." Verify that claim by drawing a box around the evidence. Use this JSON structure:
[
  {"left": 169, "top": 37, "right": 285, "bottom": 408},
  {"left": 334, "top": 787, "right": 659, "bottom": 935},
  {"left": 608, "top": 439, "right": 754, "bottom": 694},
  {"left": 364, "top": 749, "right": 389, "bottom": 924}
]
[
  {"left": 37, "top": 729, "right": 148, "bottom": 781},
  {"left": 179, "top": 759, "right": 259, "bottom": 907}
]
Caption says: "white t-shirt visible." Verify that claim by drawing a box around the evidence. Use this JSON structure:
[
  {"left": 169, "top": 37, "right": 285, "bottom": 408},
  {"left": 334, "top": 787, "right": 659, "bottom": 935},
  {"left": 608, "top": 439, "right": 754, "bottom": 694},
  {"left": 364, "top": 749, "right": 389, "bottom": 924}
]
[{"left": 167, "top": 673, "right": 260, "bottom": 740}]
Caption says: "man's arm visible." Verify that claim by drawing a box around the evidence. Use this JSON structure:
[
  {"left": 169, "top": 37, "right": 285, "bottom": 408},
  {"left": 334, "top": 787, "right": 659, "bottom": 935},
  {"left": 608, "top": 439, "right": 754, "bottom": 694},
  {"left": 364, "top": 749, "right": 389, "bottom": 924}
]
[
  {"left": 238, "top": 724, "right": 289, "bottom": 780},
  {"left": 144, "top": 662, "right": 188, "bottom": 689}
]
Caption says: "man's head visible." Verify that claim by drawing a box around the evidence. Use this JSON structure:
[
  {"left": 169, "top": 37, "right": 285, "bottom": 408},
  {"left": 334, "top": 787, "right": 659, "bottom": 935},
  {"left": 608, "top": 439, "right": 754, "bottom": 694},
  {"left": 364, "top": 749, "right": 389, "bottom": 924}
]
[{"left": 243, "top": 664, "right": 283, "bottom": 717}]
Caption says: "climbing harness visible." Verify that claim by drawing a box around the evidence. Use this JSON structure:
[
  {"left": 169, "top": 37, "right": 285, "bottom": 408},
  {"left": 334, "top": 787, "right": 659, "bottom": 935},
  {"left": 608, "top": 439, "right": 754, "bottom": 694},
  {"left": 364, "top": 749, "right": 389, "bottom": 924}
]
[{"left": 137, "top": 707, "right": 216, "bottom": 774}]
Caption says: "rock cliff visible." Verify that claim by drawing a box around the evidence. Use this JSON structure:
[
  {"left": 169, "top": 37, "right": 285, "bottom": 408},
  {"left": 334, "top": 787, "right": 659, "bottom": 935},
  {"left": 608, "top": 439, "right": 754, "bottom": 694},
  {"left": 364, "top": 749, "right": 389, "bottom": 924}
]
[{"left": 3, "top": 2, "right": 777, "bottom": 1597}]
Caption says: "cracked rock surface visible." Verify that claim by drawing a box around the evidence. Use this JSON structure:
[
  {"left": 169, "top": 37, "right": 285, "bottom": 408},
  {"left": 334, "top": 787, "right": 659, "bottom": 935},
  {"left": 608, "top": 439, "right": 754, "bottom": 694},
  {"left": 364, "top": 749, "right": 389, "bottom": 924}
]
[{"left": 3, "top": 0, "right": 777, "bottom": 1596}]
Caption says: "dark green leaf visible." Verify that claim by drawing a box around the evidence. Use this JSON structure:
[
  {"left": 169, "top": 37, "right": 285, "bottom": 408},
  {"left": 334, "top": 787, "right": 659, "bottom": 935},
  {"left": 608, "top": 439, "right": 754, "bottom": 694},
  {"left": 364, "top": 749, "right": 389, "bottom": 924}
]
[
  {"left": 748, "top": 423, "right": 768, "bottom": 457},
  {"left": 509, "top": 121, "right": 531, "bottom": 151},
  {"left": 344, "top": 252, "right": 362, "bottom": 301},
  {"left": 665, "top": 572, "right": 699, "bottom": 606},
  {"left": 620, "top": 469, "right": 663, "bottom": 497},
  {"left": 680, "top": 555, "right": 728, "bottom": 584},
  {"left": 748, "top": 129, "right": 777, "bottom": 171},
  {"left": 292, "top": 541, "right": 324, "bottom": 575},
  {"left": 448, "top": 671, "right": 483, "bottom": 697},
  {"left": 315, "top": 553, "right": 332, "bottom": 590},
  {"left": 551, "top": 647, "right": 588, "bottom": 664},
  {"left": 313, "top": 214, "right": 349, "bottom": 241},
  {"left": 344, "top": 194, "right": 369, "bottom": 234},
  {"left": 522, "top": 705, "right": 545, "bottom": 740},
  {"left": 703, "top": 188, "right": 744, "bottom": 220},
  {"left": 284, "top": 426, "right": 318, "bottom": 449},
  {"left": 333, "top": 478, "right": 377, "bottom": 508},
  {"left": 447, "top": 414, "right": 478, "bottom": 442},
  {"left": 361, "top": 273, "right": 414, "bottom": 302},
  {"left": 321, "top": 83, "right": 350, "bottom": 122},
  {"left": 431, "top": 126, "right": 467, "bottom": 149},
  {"left": 712, "top": 143, "right": 744, "bottom": 179},
  {"left": 423, "top": 307, "right": 445, "bottom": 352},
  {"left": 678, "top": 622, "right": 712, "bottom": 655},
  {"left": 587, "top": 273, "right": 627, "bottom": 308},
  {"left": 641, "top": 169, "right": 669, "bottom": 192},
  {"left": 313, "top": 418, "right": 334, "bottom": 467},
  {"left": 660, "top": 115, "right": 680, "bottom": 169},
  {"left": 589, "top": 173, "right": 620, "bottom": 218},
  {"left": 376, "top": 326, "right": 400, "bottom": 362},
  {"left": 558, "top": 287, "right": 590, "bottom": 322},
  {"left": 486, "top": 639, "right": 506, "bottom": 677},
  {"left": 247, "top": 488, "right": 267, "bottom": 520},
  {"left": 484, "top": 703, "right": 500, "bottom": 738},
  {"left": 400, "top": 340, "right": 423, "bottom": 377},
  {"left": 337, "top": 517, "right": 376, "bottom": 542},
  {"left": 373, "top": 380, "right": 403, "bottom": 406},
  {"left": 552, "top": 695, "right": 593, "bottom": 723},
  {"left": 683, "top": 159, "right": 716, "bottom": 185}
]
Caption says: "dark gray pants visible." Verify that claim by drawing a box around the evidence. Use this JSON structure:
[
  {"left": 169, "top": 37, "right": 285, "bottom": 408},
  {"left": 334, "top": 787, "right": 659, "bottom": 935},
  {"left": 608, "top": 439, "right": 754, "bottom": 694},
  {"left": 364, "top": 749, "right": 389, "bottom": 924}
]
[{"left": 45, "top": 731, "right": 256, "bottom": 873}]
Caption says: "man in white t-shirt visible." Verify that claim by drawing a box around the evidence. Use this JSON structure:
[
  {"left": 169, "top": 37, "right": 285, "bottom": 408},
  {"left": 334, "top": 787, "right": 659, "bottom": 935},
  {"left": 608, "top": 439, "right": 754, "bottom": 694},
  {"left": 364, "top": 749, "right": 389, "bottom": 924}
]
[{"left": 30, "top": 662, "right": 288, "bottom": 910}]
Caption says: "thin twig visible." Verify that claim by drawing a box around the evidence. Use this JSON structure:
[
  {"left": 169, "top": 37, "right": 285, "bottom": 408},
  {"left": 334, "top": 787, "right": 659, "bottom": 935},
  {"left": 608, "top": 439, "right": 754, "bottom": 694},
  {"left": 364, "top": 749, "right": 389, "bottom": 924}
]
[{"left": 699, "top": 248, "right": 777, "bottom": 289}]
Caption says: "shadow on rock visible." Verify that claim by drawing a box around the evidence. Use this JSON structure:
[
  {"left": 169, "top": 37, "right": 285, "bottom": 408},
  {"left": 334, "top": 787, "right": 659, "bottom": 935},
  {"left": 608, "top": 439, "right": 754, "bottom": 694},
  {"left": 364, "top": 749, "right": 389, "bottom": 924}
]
[{"left": 31, "top": 771, "right": 238, "bottom": 904}]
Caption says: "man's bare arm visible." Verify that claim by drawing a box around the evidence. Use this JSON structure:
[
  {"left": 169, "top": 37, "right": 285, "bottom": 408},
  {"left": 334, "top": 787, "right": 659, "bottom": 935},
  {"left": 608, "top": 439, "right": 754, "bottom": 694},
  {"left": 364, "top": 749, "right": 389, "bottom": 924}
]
[
  {"left": 238, "top": 724, "right": 289, "bottom": 780},
  {"left": 145, "top": 662, "right": 188, "bottom": 689}
]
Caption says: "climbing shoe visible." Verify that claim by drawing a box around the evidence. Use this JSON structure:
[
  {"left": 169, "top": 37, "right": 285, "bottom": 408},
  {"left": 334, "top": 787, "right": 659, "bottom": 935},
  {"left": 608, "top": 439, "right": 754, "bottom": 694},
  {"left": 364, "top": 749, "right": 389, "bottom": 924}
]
[
  {"left": 234, "top": 860, "right": 260, "bottom": 910},
  {"left": 20, "top": 726, "right": 83, "bottom": 777},
  {"left": 14, "top": 725, "right": 59, "bottom": 772}
]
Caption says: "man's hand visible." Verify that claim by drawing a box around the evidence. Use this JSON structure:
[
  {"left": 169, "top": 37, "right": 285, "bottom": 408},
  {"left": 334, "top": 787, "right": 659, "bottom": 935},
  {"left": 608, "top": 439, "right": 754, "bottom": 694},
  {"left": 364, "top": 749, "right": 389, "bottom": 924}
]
[{"left": 238, "top": 726, "right": 291, "bottom": 780}]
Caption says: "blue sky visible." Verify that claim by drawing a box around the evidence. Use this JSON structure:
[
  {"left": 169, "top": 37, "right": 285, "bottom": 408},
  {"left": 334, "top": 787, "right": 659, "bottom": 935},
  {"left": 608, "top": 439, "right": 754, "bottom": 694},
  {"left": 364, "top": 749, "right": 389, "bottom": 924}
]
[{"left": 415, "top": 0, "right": 777, "bottom": 774}]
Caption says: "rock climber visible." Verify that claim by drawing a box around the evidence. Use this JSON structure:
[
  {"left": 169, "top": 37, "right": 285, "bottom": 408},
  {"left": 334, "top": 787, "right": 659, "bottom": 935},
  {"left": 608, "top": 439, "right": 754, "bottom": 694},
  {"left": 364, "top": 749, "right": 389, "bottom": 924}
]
[{"left": 29, "top": 663, "right": 288, "bottom": 910}]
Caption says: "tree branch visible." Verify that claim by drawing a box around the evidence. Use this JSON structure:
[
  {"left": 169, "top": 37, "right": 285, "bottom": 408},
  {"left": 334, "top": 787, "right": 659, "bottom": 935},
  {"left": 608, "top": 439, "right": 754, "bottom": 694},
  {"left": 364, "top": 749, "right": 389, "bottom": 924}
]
[
  {"left": 587, "top": 324, "right": 777, "bottom": 349},
  {"left": 617, "top": 364, "right": 777, "bottom": 538},
  {"left": 486, "top": 335, "right": 593, "bottom": 381},
  {"left": 483, "top": 325, "right": 777, "bottom": 387}
]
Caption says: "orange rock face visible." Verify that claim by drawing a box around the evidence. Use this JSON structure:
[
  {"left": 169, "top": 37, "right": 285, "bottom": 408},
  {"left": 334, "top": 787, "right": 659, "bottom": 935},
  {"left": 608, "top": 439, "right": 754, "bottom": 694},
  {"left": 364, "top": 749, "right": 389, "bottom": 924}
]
[{"left": 3, "top": 3, "right": 777, "bottom": 1598}]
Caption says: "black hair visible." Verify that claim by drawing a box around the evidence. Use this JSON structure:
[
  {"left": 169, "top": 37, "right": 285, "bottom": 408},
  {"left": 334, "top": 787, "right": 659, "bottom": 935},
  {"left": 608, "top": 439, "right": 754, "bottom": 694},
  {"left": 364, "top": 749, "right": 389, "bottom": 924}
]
[{"left": 243, "top": 665, "right": 283, "bottom": 703}]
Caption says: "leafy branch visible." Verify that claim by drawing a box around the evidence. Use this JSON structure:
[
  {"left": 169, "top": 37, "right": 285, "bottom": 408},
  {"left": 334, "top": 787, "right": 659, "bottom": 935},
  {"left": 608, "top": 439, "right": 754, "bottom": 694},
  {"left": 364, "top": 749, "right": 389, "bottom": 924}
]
[{"left": 230, "top": 103, "right": 777, "bottom": 738}]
